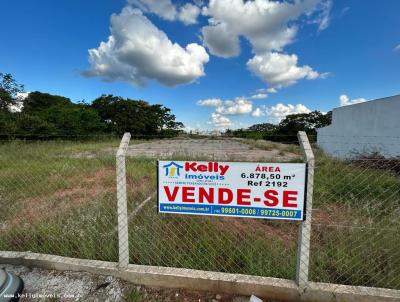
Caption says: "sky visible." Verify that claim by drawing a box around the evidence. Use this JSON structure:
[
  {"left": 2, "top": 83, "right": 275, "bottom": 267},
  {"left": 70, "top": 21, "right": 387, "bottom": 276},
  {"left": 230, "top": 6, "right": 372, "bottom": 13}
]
[{"left": 1, "top": 0, "right": 399, "bottom": 131}]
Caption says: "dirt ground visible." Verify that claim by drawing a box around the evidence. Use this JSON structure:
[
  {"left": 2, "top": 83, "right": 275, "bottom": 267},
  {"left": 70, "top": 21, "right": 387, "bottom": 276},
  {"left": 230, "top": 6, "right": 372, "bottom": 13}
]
[
  {"left": 125, "top": 138, "right": 298, "bottom": 161},
  {"left": 2, "top": 264, "right": 269, "bottom": 302}
]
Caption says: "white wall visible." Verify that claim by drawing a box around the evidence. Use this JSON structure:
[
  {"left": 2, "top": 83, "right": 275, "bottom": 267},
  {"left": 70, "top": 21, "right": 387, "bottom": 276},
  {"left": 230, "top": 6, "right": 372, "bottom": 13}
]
[{"left": 317, "top": 95, "right": 400, "bottom": 158}]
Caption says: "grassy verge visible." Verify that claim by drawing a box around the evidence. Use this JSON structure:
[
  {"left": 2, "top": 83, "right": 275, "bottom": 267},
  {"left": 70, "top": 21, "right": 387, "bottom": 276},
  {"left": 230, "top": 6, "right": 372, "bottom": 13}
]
[
  {"left": 309, "top": 149, "right": 400, "bottom": 288},
  {"left": 310, "top": 223, "right": 400, "bottom": 289},
  {"left": 129, "top": 207, "right": 297, "bottom": 278},
  {"left": 0, "top": 139, "right": 120, "bottom": 260}
]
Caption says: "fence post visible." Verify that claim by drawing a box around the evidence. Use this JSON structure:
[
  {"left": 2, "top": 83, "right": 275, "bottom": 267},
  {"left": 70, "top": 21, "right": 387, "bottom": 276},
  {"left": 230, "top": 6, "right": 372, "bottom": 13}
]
[
  {"left": 116, "top": 132, "right": 131, "bottom": 268},
  {"left": 296, "top": 131, "right": 315, "bottom": 288}
]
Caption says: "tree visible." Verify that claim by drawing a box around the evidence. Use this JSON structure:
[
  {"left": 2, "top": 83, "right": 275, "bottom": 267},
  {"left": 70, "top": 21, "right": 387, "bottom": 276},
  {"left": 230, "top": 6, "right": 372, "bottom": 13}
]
[
  {"left": 146, "top": 104, "right": 184, "bottom": 135},
  {"left": 224, "top": 123, "right": 277, "bottom": 140},
  {"left": 17, "top": 91, "right": 104, "bottom": 136},
  {"left": 43, "top": 103, "right": 104, "bottom": 135},
  {"left": 248, "top": 123, "right": 277, "bottom": 133},
  {"left": 226, "top": 111, "right": 331, "bottom": 143},
  {"left": 22, "top": 91, "right": 70, "bottom": 114},
  {"left": 268, "top": 111, "right": 332, "bottom": 142},
  {"left": 277, "top": 111, "right": 331, "bottom": 135},
  {"left": 13, "top": 113, "right": 56, "bottom": 136},
  {"left": 91, "top": 95, "right": 183, "bottom": 136},
  {"left": 0, "top": 111, "right": 18, "bottom": 134},
  {"left": 0, "top": 84, "right": 183, "bottom": 138},
  {"left": 0, "top": 73, "right": 24, "bottom": 112},
  {"left": 90, "top": 94, "right": 121, "bottom": 128}
]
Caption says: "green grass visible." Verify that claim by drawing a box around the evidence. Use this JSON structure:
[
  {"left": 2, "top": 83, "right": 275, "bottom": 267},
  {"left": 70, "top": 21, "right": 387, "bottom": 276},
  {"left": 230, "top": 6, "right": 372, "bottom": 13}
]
[
  {"left": 0, "top": 139, "right": 399, "bottom": 290},
  {"left": 310, "top": 223, "right": 400, "bottom": 289},
  {"left": 128, "top": 208, "right": 297, "bottom": 278},
  {"left": 313, "top": 150, "right": 400, "bottom": 220},
  {"left": 124, "top": 288, "right": 146, "bottom": 302},
  {"left": 309, "top": 149, "right": 400, "bottom": 288}
]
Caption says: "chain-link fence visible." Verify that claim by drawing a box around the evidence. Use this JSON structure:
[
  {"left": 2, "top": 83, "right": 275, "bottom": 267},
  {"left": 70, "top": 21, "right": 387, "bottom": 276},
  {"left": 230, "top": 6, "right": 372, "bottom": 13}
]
[
  {"left": 123, "top": 136, "right": 303, "bottom": 282},
  {"left": 310, "top": 136, "right": 400, "bottom": 290},
  {"left": 0, "top": 136, "right": 120, "bottom": 262},
  {"left": 0, "top": 133, "right": 399, "bottom": 292}
]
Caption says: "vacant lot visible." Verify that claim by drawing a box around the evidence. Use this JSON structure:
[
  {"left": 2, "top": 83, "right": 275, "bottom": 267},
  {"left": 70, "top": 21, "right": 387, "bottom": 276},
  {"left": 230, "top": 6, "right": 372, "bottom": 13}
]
[
  {"left": 123, "top": 138, "right": 300, "bottom": 161},
  {"left": 0, "top": 137, "right": 399, "bottom": 290}
]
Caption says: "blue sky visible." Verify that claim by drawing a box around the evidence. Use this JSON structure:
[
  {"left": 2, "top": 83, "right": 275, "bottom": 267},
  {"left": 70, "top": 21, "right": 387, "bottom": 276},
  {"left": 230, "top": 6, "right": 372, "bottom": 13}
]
[{"left": 1, "top": 0, "right": 399, "bottom": 131}]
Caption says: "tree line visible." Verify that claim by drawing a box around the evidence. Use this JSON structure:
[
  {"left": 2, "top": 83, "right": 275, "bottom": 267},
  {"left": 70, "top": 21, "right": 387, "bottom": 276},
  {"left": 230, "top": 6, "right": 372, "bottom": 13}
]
[
  {"left": 0, "top": 73, "right": 183, "bottom": 138},
  {"left": 224, "top": 111, "right": 332, "bottom": 142}
]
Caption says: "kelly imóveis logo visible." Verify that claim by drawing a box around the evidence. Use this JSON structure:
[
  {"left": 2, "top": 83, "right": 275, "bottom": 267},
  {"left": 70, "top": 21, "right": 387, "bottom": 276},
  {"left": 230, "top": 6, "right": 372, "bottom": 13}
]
[{"left": 163, "top": 161, "right": 183, "bottom": 177}]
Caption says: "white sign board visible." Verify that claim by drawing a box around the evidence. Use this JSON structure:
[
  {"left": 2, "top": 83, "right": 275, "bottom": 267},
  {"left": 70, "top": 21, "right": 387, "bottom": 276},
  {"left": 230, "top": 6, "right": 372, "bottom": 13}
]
[{"left": 157, "top": 160, "right": 306, "bottom": 221}]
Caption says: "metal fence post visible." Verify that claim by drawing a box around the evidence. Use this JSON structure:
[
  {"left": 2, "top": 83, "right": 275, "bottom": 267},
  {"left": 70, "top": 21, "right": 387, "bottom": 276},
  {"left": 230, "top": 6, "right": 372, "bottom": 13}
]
[
  {"left": 296, "top": 131, "right": 315, "bottom": 288},
  {"left": 116, "top": 132, "right": 131, "bottom": 268}
]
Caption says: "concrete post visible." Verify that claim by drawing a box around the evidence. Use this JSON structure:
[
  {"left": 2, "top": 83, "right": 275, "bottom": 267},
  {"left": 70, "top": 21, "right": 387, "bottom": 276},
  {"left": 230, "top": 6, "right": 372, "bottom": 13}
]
[
  {"left": 116, "top": 132, "right": 131, "bottom": 268},
  {"left": 296, "top": 131, "right": 315, "bottom": 288}
]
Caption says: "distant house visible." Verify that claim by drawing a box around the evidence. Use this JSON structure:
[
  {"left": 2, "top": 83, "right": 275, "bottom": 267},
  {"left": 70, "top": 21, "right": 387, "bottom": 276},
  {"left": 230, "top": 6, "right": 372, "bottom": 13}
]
[{"left": 317, "top": 95, "right": 400, "bottom": 159}]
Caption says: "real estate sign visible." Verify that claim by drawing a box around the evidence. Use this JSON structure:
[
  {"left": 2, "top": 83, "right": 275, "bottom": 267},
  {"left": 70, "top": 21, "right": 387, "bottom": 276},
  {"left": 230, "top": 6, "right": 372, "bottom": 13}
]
[{"left": 157, "top": 160, "right": 307, "bottom": 221}]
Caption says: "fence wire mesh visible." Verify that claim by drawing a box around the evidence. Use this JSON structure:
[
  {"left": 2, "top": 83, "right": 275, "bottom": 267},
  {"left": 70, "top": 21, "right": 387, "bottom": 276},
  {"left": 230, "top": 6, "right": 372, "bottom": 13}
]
[
  {"left": 0, "top": 134, "right": 399, "bottom": 292},
  {"left": 310, "top": 138, "right": 400, "bottom": 290},
  {"left": 0, "top": 137, "right": 121, "bottom": 262},
  {"left": 125, "top": 137, "right": 302, "bottom": 280}
]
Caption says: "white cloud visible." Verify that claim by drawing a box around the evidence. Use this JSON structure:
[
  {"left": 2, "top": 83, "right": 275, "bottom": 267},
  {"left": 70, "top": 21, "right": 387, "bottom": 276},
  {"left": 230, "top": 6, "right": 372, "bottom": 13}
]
[
  {"left": 128, "top": 0, "right": 176, "bottom": 20},
  {"left": 179, "top": 3, "right": 201, "bottom": 25},
  {"left": 202, "top": 23, "right": 240, "bottom": 58},
  {"left": 202, "top": 0, "right": 320, "bottom": 56},
  {"left": 252, "top": 103, "right": 311, "bottom": 122},
  {"left": 247, "top": 52, "right": 320, "bottom": 89},
  {"left": 84, "top": 7, "right": 209, "bottom": 87},
  {"left": 200, "top": 0, "right": 328, "bottom": 91},
  {"left": 199, "top": 96, "right": 254, "bottom": 128},
  {"left": 8, "top": 92, "right": 30, "bottom": 113},
  {"left": 215, "top": 98, "right": 253, "bottom": 115},
  {"left": 250, "top": 93, "right": 267, "bottom": 100},
  {"left": 339, "top": 94, "right": 367, "bottom": 106},
  {"left": 196, "top": 98, "right": 222, "bottom": 107},
  {"left": 199, "top": 93, "right": 313, "bottom": 128},
  {"left": 255, "top": 87, "right": 277, "bottom": 94},
  {"left": 129, "top": 0, "right": 200, "bottom": 24},
  {"left": 394, "top": 44, "right": 400, "bottom": 52},
  {"left": 209, "top": 112, "right": 233, "bottom": 127},
  {"left": 266, "top": 103, "right": 311, "bottom": 121},
  {"left": 198, "top": 96, "right": 253, "bottom": 115},
  {"left": 251, "top": 107, "right": 264, "bottom": 117},
  {"left": 312, "top": 0, "right": 332, "bottom": 32},
  {"left": 16, "top": 92, "right": 30, "bottom": 100}
]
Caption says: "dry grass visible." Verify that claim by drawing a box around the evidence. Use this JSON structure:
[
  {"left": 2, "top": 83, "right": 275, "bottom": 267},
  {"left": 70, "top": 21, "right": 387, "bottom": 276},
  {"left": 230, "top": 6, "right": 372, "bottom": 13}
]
[{"left": 3, "top": 168, "right": 115, "bottom": 231}]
